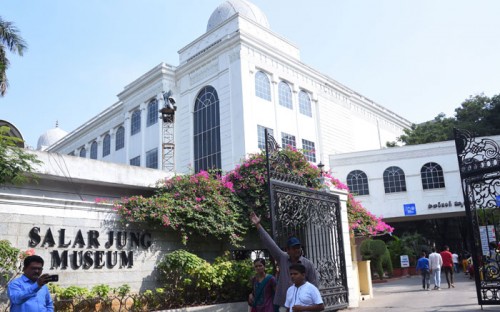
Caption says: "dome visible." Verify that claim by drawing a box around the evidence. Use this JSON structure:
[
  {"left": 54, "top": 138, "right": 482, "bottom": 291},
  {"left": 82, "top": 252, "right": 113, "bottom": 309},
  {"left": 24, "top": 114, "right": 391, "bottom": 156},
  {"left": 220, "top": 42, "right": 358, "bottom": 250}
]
[
  {"left": 207, "top": 0, "right": 270, "bottom": 32},
  {"left": 37, "top": 126, "right": 67, "bottom": 151}
]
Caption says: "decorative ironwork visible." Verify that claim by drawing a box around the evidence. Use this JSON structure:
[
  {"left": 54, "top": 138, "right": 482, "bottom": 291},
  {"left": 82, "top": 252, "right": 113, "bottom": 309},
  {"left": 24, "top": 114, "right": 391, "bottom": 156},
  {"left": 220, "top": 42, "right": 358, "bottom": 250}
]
[
  {"left": 264, "top": 131, "right": 348, "bottom": 311},
  {"left": 2, "top": 285, "right": 250, "bottom": 311},
  {"left": 454, "top": 128, "right": 500, "bottom": 306}
]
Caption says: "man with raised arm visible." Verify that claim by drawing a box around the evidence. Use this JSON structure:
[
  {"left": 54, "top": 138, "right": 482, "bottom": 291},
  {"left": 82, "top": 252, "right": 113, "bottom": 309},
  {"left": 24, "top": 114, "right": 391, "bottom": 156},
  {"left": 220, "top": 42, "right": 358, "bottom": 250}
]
[{"left": 250, "top": 212, "right": 319, "bottom": 312}]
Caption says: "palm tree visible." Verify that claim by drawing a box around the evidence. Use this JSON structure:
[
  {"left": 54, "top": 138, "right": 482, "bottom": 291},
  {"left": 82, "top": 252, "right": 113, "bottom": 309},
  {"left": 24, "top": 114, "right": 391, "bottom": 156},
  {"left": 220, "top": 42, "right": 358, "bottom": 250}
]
[{"left": 0, "top": 17, "right": 27, "bottom": 96}]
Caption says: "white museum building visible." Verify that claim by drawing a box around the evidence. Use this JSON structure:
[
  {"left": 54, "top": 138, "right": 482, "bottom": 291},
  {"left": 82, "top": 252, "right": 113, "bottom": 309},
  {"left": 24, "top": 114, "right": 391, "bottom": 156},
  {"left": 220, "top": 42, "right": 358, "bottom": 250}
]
[
  {"left": 329, "top": 135, "right": 500, "bottom": 226},
  {"left": 42, "top": 0, "right": 411, "bottom": 173}
]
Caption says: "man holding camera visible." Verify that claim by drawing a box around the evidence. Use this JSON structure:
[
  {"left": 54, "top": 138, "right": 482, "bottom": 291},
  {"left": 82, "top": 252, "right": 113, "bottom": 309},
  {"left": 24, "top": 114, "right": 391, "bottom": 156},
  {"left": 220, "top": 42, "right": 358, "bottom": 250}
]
[{"left": 8, "top": 255, "right": 54, "bottom": 311}]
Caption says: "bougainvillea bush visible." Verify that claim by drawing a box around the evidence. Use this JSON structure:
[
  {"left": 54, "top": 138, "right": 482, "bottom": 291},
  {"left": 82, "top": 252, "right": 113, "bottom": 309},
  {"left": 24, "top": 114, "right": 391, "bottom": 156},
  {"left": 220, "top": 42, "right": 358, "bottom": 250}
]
[{"left": 114, "top": 147, "right": 393, "bottom": 245}]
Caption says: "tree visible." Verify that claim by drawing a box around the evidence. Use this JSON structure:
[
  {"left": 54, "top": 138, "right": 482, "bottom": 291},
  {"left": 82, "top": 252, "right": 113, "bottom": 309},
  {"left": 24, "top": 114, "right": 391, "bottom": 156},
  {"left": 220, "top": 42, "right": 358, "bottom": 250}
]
[
  {"left": 390, "top": 93, "right": 500, "bottom": 146},
  {"left": 395, "top": 113, "right": 456, "bottom": 145},
  {"left": 0, "top": 126, "right": 41, "bottom": 185},
  {"left": 0, "top": 17, "right": 27, "bottom": 96}
]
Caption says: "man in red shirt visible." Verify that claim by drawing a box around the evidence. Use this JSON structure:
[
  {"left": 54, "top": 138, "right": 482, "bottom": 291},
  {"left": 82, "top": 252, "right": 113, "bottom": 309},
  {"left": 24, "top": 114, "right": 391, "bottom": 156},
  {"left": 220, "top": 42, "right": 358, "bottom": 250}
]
[{"left": 440, "top": 245, "right": 454, "bottom": 288}]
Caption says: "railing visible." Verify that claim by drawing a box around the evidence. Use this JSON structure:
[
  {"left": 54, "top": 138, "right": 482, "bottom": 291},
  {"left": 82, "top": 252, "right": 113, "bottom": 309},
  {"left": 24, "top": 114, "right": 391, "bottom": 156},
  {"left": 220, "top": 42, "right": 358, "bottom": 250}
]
[{"left": 1, "top": 287, "right": 249, "bottom": 312}]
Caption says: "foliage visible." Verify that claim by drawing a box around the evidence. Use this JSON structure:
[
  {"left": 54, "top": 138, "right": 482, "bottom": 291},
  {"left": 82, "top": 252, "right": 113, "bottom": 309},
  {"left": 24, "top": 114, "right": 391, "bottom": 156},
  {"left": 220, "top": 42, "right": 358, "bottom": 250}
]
[
  {"left": 115, "top": 146, "right": 393, "bottom": 241},
  {"left": 344, "top": 192, "right": 394, "bottom": 237},
  {"left": 360, "top": 239, "right": 393, "bottom": 279},
  {"left": 156, "top": 249, "right": 253, "bottom": 304},
  {"left": 390, "top": 93, "right": 500, "bottom": 146},
  {"left": 90, "top": 284, "right": 111, "bottom": 298},
  {"left": 0, "top": 240, "right": 20, "bottom": 292},
  {"left": 0, "top": 16, "right": 27, "bottom": 96},
  {"left": 0, "top": 126, "right": 42, "bottom": 185},
  {"left": 115, "top": 170, "right": 246, "bottom": 246},
  {"left": 113, "top": 284, "right": 131, "bottom": 297},
  {"left": 387, "top": 236, "right": 413, "bottom": 268},
  {"left": 0, "top": 240, "right": 34, "bottom": 293},
  {"left": 395, "top": 113, "right": 456, "bottom": 145}
]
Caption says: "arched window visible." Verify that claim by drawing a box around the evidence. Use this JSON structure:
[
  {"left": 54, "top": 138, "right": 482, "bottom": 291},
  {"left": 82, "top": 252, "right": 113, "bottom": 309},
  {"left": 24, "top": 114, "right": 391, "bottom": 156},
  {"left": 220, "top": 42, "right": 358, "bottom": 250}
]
[
  {"left": 115, "top": 126, "right": 125, "bottom": 150},
  {"left": 193, "top": 86, "right": 221, "bottom": 172},
  {"left": 383, "top": 166, "right": 407, "bottom": 193},
  {"left": 79, "top": 147, "right": 86, "bottom": 158},
  {"left": 102, "top": 134, "right": 111, "bottom": 157},
  {"left": 147, "top": 99, "right": 158, "bottom": 126},
  {"left": 255, "top": 71, "right": 271, "bottom": 101},
  {"left": 421, "top": 162, "right": 445, "bottom": 189},
  {"left": 131, "top": 109, "right": 141, "bottom": 135},
  {"left": 278, "top": 81, "right": 292, "bottom": 109},
  {"left": 346, "top": 170, "right": 369, "bottom": 195},
  {"left": 299, "top": 90, "right": 312, "bottom": 117},
  {"left": 90, "top": 141, "right": 98, "bottom": 159}
]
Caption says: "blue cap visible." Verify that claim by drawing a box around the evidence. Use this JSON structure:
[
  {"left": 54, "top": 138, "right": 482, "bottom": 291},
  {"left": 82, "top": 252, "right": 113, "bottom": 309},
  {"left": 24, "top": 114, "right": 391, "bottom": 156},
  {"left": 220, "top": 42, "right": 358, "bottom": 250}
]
[{"left": 287, "top": 237, "right": 301, "bottom": 247}]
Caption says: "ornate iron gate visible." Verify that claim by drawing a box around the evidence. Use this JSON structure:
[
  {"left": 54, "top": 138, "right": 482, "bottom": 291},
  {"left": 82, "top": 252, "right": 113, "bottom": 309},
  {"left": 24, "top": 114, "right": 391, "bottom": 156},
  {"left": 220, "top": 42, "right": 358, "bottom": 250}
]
[
  {"left": 454, "top": 129, "right": 500, "bottom": 306},
  {"left": 265, "top": 130, "right": 348, "bottom": 310}
]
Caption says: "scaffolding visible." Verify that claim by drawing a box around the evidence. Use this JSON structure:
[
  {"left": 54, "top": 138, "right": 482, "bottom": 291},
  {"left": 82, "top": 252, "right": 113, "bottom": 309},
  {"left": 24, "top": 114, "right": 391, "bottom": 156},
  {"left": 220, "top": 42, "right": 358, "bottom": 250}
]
[{"left": 160, "top": 91, "right": 176, "bottom": 172}]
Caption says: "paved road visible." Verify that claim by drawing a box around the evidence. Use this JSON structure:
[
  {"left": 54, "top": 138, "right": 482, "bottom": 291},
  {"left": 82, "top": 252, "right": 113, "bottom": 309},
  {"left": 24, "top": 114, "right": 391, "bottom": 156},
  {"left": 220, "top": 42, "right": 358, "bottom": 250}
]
[{"left": 348, "top": 273, "right": 499, "bottom": 311}]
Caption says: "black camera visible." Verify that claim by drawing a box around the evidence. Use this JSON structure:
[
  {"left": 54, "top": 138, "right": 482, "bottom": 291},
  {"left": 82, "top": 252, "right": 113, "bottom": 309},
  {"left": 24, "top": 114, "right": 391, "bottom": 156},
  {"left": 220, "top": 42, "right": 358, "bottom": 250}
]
[{"left": 47, "top": 274, "right": 59, "bottom": 282}]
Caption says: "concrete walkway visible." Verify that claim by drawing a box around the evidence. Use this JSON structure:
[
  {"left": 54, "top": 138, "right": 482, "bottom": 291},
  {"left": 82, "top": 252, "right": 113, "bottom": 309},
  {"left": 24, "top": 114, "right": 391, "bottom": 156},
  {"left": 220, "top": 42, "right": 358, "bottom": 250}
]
[{"left": 348, "top": 273, "right": 499, "bottom": 311}]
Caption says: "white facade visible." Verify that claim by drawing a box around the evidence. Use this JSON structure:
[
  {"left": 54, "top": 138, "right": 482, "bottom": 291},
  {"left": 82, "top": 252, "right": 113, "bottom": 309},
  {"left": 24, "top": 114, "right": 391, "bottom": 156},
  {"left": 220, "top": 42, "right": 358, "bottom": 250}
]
[
  {"left": 46, "top": 0, "right": 411, "bottom": 173},
  {"left": 329, "top": 136, "right": 500, "bottom": 222}
]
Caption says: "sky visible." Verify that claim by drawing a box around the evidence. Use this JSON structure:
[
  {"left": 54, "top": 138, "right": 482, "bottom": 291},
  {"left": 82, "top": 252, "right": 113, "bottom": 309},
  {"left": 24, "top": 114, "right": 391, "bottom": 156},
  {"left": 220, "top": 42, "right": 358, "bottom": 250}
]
[{"left": 1, "top": 0, "right": 499, "bottom": 149}]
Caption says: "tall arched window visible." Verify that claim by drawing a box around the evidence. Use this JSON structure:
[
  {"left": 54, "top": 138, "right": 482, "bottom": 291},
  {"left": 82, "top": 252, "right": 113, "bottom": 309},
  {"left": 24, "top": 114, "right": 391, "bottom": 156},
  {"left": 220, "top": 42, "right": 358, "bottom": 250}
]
[
  {"left": 90, "top": 141, "right": 98, "bottom": 159},
  {"left": 255, "top": 71, "right": 271, "bottom": 101},
  {"left": 79, "top": 147, "right": 86, "bottom": 158},
  {"left": 115, "top": 126, "right": 125, "bottom": 150},
  {"left": 193, "top": 86, "right": 221, "bottom": 172},
  {"left": 421, "top": 162, "right": 445, "bottom": 189},
  {"left": 299, "top": 90, "right": 312, "bottom": 117},
  {"left": 147, "top": 99, "right": 158, "bottom": 126},
  {"left": 346, "top": 170, "right": 369, "bottom": 195},
  {"left": 383, "top": 166, "right": 407, "bottom": 193},
  {"left": 131, "top": 109, "right": 141, "bottom": 135},
  {"left": 278, "top": 81, "right": 292, "bottom": 109},
  {"left": 102, "top": 134, "right": 111, "bottom": 157}
]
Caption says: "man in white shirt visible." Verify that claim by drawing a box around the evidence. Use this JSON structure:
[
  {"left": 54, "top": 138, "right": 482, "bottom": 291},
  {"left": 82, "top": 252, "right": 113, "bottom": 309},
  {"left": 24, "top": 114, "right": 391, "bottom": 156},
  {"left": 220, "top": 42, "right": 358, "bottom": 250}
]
[
  {"left": 452, "top": 252, "right": 459, "bottom": 273},
  {"left": 285, "top": 264, "right": 324, "bottom": 312},
  {"left": 429, "top": 247, "right": 443, "bottom": 290}
]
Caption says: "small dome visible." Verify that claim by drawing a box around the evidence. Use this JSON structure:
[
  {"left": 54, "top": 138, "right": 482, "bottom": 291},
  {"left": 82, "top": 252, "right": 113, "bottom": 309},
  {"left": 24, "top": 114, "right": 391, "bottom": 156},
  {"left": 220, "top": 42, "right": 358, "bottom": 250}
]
[
  {"left": 37, "top": 126, "right": 67, "bottom": 151},
  {"left": 207, "top": 0, "right": 270, "bottom": 32}
]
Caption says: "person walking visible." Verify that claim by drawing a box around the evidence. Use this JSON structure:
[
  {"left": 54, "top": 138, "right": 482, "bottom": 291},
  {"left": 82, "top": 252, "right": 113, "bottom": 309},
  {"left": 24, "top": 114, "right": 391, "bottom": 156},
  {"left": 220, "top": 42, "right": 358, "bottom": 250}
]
[
  {"left": 415, "top": 251, "right": 430, "bottom": 291},
  {"left": 440, "top": 245, "right": 454, "bottom": 288},
  {"left": 248, "top": 258, "right": 277, "bottom": 312},
  {"left": 250, "top": 212, "right": 319, "bottom": 312},
  {"left": 452, "top": 251, "right": 460, "bottom": 273},
  {"left": 429, "top": 247, "right": 443, "bottom": 290}
]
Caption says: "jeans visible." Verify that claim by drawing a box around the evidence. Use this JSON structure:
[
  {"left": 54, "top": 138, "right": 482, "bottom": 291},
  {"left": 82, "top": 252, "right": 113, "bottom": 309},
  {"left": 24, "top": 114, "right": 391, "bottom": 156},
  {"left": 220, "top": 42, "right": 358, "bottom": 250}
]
[
  {"left": 432, "top": 268, "right": 441, "bottom": 288},
  {"left": 421, "top": 270, "right": 430, "bottom": 289}
]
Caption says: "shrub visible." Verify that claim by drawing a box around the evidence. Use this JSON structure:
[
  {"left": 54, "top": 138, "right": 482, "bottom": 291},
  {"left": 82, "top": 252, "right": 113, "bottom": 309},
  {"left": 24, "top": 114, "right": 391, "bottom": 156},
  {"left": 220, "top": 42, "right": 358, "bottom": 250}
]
[
  {"left": 0, "top": 240, "right": 35, "bottom": 293},
  {"left": 156, "top": 249, "right": 253, "bottom": 303},
  {"left": 360, "top": 239, "right": 393, "bottom": 279}
]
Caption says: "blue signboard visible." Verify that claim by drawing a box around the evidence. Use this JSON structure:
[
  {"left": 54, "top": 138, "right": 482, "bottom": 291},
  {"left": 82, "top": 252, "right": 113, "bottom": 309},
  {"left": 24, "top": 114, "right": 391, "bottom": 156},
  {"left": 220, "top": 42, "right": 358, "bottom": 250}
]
[
  {"left": 497, "top": 195, "right": 500, "bottom": 207},
  {"left": 404, "top": 203, "right": 416, "bottom": 216}
]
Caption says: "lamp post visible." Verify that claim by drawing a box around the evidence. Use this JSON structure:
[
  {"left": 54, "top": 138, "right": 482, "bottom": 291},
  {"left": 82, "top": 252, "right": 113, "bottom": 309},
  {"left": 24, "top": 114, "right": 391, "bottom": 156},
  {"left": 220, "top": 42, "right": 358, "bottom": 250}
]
[
  {"left": 318, "top": 161, "right": 325, "bottom": 176},
  {"left": 317, "top": 161, "right": 327, "bottom": 190}
]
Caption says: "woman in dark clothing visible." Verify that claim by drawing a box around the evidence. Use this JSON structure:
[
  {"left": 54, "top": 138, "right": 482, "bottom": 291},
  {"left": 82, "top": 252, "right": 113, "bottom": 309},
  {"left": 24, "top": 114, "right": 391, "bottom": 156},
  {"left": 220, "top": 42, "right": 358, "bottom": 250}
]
[{"left": 248, "top": 258, "right": 276, "bottom": 312}]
